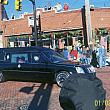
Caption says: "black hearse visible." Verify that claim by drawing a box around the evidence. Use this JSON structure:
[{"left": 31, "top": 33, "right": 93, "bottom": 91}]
[{"left": 0, "top": 46, "right": 96, "bottom": 87}]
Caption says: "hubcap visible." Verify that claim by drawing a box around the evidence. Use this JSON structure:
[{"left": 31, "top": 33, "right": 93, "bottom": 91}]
[{"left": 56, "top": 72, "right": 69, "bottom": 87}]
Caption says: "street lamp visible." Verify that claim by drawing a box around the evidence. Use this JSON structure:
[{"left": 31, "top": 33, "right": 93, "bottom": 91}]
[{"left": 29, "top": 0, "right": 38, "bottom": 46}]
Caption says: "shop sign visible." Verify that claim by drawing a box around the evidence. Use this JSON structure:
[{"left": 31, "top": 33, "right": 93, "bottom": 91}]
[{"left": 28, "top": 16, "right": 39, "bottom": 27}]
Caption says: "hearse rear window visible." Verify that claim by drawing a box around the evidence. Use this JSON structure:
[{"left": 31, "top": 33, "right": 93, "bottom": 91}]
[{"left": 11, "top": 53, "right": 28, "bottom": 63}]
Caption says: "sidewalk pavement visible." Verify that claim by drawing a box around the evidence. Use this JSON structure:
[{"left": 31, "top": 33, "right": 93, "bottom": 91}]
[
  {"left": 107, "top": 52, "right": 110, "bottom": 57},
  {"left": 95, "top": 66, "right": 110, "bottom": 73}
]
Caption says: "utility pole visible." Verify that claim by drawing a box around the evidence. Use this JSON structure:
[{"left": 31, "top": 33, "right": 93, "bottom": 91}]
[
  {"left": 29, "top": 0, "right": 37, "bottom": 46},
  {"left": 85, "top": 0, "right": 92, "bottom": 46}
]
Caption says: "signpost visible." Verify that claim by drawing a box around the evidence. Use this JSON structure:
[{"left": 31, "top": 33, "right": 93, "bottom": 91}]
[
  {"left": 85, "top": 0, "right": 92, "bottom": 46},
  {"left": 29, "top": 0, "right": 38, "bottom": 46}
]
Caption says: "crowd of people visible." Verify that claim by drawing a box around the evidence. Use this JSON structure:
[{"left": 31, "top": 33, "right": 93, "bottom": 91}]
[{"left": 55, "top": 44, "right": 107, "bottom": 68}]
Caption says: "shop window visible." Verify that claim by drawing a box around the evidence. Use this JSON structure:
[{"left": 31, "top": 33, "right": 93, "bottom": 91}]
[
  {"left": 30, "top": 41, "right": 36, "bottom": 46},
  {"left": 10, "top": 42, "right": 14, "bottom": 47},
  {"left": 14, "top": 42, "right": 19, "bottom": 47}
]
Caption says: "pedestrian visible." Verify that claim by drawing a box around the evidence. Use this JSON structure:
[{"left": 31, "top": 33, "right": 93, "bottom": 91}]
[
  {"left": 70, "top": 46, "right": 78, "bottom": 60},
  {"left": 76, "top": 46, "right": 82, "bottom": 61},
  {"left": 80, "top": 46, "right": 86, "bottom": 64},
  {"left": 97, "top": 45, "right": 105, "bottom": 68},
  {"left": 102, "top": 45, "right": 106, "bottom": 67},
  {"left": 85, "top": 47, "right": 91, "bottom": 64},
  {"left": 90, "top": 49, "right": 99, "bottom": 67},
  {"left": 63, "top": 46, "right": 70, "bottom": 60}
]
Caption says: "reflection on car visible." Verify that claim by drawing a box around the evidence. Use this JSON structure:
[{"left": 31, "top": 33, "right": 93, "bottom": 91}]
[{"left": 0, "top": 46, "right": 96, "bottom": 87}]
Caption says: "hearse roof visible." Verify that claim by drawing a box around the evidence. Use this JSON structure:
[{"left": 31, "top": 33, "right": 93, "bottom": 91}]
[{"left": 0, "top": 46, "right": 53, "bottom": 53}]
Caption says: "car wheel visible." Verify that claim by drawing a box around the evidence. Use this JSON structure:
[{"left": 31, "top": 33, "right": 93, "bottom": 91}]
[
  {"left": 56, "top": 71, "right": 70, "bottom": 87},
  {"left": 0, "top": 72, "right": 5, "bottom": 83}
]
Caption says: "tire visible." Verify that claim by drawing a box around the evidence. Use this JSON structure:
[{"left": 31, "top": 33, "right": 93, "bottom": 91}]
[
  {"left": 55, "top": 71, "right": 70, "bottom": 87},
  {"left": 0, "top": 72, "right": 5, "bottom": 83}
]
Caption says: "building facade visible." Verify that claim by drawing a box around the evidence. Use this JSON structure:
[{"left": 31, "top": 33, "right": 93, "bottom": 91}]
[{"left": 0, "top": 4, "right": 110, "bottom": 51}]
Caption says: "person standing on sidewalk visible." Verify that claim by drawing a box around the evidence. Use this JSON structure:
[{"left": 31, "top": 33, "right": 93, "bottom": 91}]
[
  {"left": 102, "top": 45, "right": 106, "bottom": 67},
  {"left": 85, "top": 47, "right": 91, "bottom": 64},
  {"left": 90, "top": 49, "right": 99, "bottom": 67},
  {"left": 63, "top": 46, "right": 70, "bottom": 60},
  {"left": 70, "top": 46, "right": 78, "bottom": 60},
  {"left": 97, "top": 44, "right": 104, "bottom": 68}
]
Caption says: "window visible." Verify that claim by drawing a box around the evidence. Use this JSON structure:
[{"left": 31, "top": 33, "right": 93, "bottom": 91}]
[
  {"left": 0, "top": 53, "right": 5, "bottom": 61},
  {"left": 44, "top": 51, "right": 67, "bottom": 63},
  {"left": 11, "top": 53, "right": 29, "bottom": 63},
  {"left": 31, "top": 53, "right": 45, "bottom": 63},
  {"left": 4, "top": 53, "right": 11, "bottom": 63}
]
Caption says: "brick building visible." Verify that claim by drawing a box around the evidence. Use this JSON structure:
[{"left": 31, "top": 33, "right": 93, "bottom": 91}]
[{"left": 0, "top": 4, "right": 110, "bottom": 50}]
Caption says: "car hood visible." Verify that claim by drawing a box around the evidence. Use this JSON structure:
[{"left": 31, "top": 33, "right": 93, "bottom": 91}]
[
  {"left": 56, "top": 60, "right": 92, "bottom": 68},
  {"left": 56, "top": 60, "right": 96, "bottom": 79}
]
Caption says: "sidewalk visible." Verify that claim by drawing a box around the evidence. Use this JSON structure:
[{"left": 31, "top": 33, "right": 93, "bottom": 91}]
[
  {"left": 95, "top": 66, "right": 110, "bottom": 73},
  {"left": 107, "top": 52, "right": 110, "bottom": 57}
]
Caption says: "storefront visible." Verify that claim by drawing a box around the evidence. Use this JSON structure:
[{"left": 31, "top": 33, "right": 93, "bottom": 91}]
[{"left": 8, "top": 35, "right": 35, "bottom": 47}]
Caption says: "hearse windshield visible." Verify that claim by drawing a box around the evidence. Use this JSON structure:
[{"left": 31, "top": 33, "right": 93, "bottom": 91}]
[{"left": 44, "top": 51, "right": 68, "bottom": 63}]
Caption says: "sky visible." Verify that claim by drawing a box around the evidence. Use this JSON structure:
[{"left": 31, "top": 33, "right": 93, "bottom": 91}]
[{"left": 4, "top": 0, "right": 110, "bottom": 19}]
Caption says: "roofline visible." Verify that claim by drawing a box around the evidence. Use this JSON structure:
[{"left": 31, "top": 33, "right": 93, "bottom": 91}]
[
  {"left": 94, "top": 7, "right": 110, "bottom": 9},
  {"left": 55, "top": 8, "right": 82, "bottom": 14},
  {"left": 4, "top": 33, "right": 32, "bottom": 37},
  {"left": 42, "top": 27, "right": 83, "bottom": 33},
  {"left": 4, "top": 27, "right": 83, "bottom": 37},
  {"left": 2, "top": 7, "right": 110, "bottom": 22}
]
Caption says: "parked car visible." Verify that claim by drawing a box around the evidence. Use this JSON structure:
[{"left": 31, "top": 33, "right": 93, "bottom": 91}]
[{"left": 0, "top": 46, "right": 96, "bottom": 87}]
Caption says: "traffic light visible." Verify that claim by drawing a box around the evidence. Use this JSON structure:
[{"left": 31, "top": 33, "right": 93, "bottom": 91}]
[
  {"left": 3, "top": 0, "right": 8, "bottom": 5},
  {"left": 0, "top": 0, "right": 3, "bottom": 3},
  {"left": 0, "top": 0, "right": 8, "bottom": 5},
  {"left": 15, "top": 0, "right": 22, "bottom": 11}
]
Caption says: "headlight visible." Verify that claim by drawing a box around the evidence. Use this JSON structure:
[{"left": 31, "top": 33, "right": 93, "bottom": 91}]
[
  {"left": 76, "top": 67, "right": 85, "bottom": 74},
  {"left": 87, "top": 66, "right": 96, "bottom": 73}
]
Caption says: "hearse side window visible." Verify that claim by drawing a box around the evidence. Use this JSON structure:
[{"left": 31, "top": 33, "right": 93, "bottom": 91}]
[
  {"left": 31, "top": 53, "right": 45, "bottom": 63},
  {"left": 6, "top": 54, "right": 10, "bottom": 60},
  {"left": 43, "top": 51, "right": 67, "bottom": 63},
  {"left": 4, "top": 53, "right": 11, "bottom": 62},
  {"left": 43, "top": 52, "right": 51, "bottom": 59},
  {"left": 11, "top": 53, "right": 29, "bottom": 63},
  {"left": 0, "top": 53, "right": 4, "bottom": 61}
]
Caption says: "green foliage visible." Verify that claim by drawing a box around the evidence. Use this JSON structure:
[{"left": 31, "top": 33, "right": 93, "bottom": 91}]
[
  {"left": 68, "top": 30, "right": 82, "bottom": 37},
  {"left": 41, "top": 33, "right": 50, "bottom": 39},
  {"left": 8, "top": 36, "right": 17, "bottom": 42},
  {"left": 8, "top": 35, "right": 29, "bottom": 42},
  {"left": 107, "top": 35, "right": 110, "bottom": 43},
  {"left": 97, "top": 28, "right": 108, "bottom": 36},
  {"left": 41, "top": 30, "right": 83, "bottom": 39},
  {"left": 54, "top": 32, "right": 64, "bottom": 38}
]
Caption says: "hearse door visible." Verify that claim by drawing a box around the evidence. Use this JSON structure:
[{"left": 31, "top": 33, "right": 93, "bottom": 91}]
[
  {"left": 26, "top": 52, "right": 48, "bottom": 81},
  {"left": 2, "top": 53, "right": 28, "bottom": 80},
  {"left": 12, "top": 52, "right": 48, "bottom": 82},
  {"left": 16, "top": 52, "right": 50, "bottom": 82},
  {"left": 4, "top": 52, "right": 29, "bottom": 80}
]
